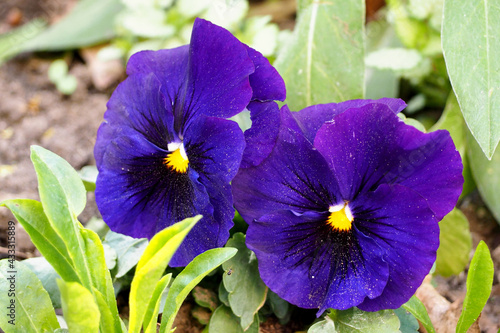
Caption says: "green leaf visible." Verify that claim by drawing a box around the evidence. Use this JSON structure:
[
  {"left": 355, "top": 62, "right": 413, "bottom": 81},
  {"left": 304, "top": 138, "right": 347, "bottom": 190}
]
[
  {"left": 0, "top": 199, "right": 78, "bottom": 283},
  {"left": 435, "top": 208, "right": 472, "bottom": 277},
  {"left": 328, "top": 308, "right": 400, "bottom": 333},
  {"left": 30, "top": 145, "right": 92, "bottom": 290},
  {"left": 442, "top": 0, "right": 500, "bottom": 158},
  {"left": 159, "top": 247, "right": 237, "bottom": 333},
  {"left": 103, "top": 231, "right": 148, "bottom": 278},
  {"left": 81, "top": 229, "right": 121, "bottom": 333},
  {"left": 402, "top": 295, "right": 435, "bottom": 333},
  {"left": 456, "top": 241, "right": 494, "bottom": 333},
  {"left": 274, "top": 0, "right": 365, "bottom": 111},
  {"left": 57, "top": 280, "right": 100, "bottom": 333},
  {"left": 192, "top": 286, "right": 219, "bottom": 311},
  {"left": 467, "top": 131, "right": 500, "bottom": 223},
  {"left": 308, "top": 316, "right": 336, "bottom": 333},
  {"left": 0, "top": 19, "right": 46, "bottom": 64},
  {"left": 0, "top": 260, "right": 59, "bottom": 333},
  {"left": 79, "top": 165, "right": 98, "bottom": 192},
  {"left": 208, "top": 305, "right": 259, "bottom": 333},
  {"left": 128, "top": 215, "right": 201, "bottom": 333},
  {"left": 394, "top": 308, "right": 419, "bottom": 333},
  {"left": 21, "top": 0, "right": 124, "bottom": 52},
  {"left": 267, "top": 290, "right": 290, "bottom": 321},
  {"left": 23, "top": 257, "right": 61, "bottom": 308},
  {"left": 222, "top": 233, "right": 267, "bottom": 330},
  {"left": 143, "top": 274, "right": 172, "bottom": 333}
]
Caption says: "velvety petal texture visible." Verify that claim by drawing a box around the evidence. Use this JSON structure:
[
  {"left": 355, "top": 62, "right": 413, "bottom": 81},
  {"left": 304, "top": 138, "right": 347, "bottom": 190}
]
[
  {"left": 95, "top": 18, "right": 285, "bottom": 266},
  {"left": 233, "top": 99, "right": 463, "bottom": 313}
]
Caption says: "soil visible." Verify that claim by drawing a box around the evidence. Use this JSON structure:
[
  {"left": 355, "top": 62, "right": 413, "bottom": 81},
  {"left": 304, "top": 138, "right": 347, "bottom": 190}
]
[{"left": 0, "top": 1, "right": 499, "bottom": 332}]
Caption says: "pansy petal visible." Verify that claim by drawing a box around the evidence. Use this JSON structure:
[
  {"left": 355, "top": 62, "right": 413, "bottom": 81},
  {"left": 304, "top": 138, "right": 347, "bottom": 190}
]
[
  {"left": 240, "top": 101, "right": 281, "bottom": 169},
  {"left": 95, "top": 73, "right": 175, "bottom": 167},
  {"left": 183, "top": 116, "right": 246, "bottom": 248},
  {"left": 294, "top": 98, "right": 406, "bottom": 143},
  {"left": 245, "top": 45, "right": 286, "bottom": 102},
  {"left": 183, "top": 18, "right": 254, "bottom": 120},
  {"left": 314, "top": 104, "right": 463, "bottom": 219},
  {"left": 95, "top": 134, "right": 212, "bottom": 240},
  {"left": 351, "top": 184, "right": 439, "bottom": 311},
  {"left": 247, "top": 210, "right": 388, "bottom": 312},
  {"left": 233, "top": 108, "right": 342, "bottom": 223}
]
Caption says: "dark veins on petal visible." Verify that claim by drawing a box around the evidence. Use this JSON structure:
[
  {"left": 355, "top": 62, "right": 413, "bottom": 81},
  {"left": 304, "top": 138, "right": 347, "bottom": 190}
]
[
  {"left": 126, "top": 153, "right": 196, "bottom": 223},
  {"left": 279, "top": 214, "right": 364, "bottom": 283}
]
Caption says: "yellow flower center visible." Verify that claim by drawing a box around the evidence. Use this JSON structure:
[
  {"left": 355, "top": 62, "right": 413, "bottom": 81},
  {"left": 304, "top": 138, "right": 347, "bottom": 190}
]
[
  {"left": 164, "top": 147, "right": 189, "bottom": 173},
  {"left": 327, "top": 203, "right": 353, "bottom": 232}
]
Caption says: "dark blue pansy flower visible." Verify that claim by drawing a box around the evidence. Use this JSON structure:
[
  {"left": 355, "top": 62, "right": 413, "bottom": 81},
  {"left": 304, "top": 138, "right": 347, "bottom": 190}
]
[
  {"left": 94, "top": 18, "right": 285, "bottom": 267},
  {"left": 232, "top": 99, "right": 463, "bottom": 313}
]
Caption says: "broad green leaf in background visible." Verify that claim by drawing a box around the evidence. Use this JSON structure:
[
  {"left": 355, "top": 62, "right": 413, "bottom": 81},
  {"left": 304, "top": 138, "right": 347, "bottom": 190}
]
[
  {"left": 467, "top": 131, "right": 500, "bottom": 224},
  {"left": 23, "top": 257, "right": 62, "bottom": 308},
  {"left": 31, "top": 145, "right": 92, "bottom": 290},
  {"left": 79, "top": 165, "right": 98, "bottom": 192},
  {"left": 222, "top": 233, "right": 267, "bottom": 330},
  {"left": 267, "top": 290, "right": 290, "bottom": 322},
  {"left": 394, "top": 308, "right": 419, "bottom": 333},
  {"left": 431, "top": 92, "right": 475, "bottom": 198},
  {"left": 21, "top": 0, "right": 124, "bottom": 52},
  {"left": 208, "top": 305, "right": 259, "bottom": 333},
  {"left": 0, "top": 260, "right": 60, "bottom": 333},
  {"left": 192, "top": 286, "right": 219, "bottom": 311},
  {"left": 103, "top": 231, "right": 148, "bottom": 279},
  {"left": 442, "top": 0, "right": 500, "bottom": 158},
  {"left": 274, "top": 0, "right": 365, "bottom": 111},
  {"left": 401, "top": 296, "right": 435, "bottom": 333},
  {"left": 57, "top": 280, "right": 100, "bottom": 333},
  {"left": 435, "top": 208, "right": 472, "bottom": 277},
  {"left": 329, "top": 308, "right": 400, "bottom": 333},
  {"left": 309, "top": 308, "right": 400, "bottom": 333},
  {"left": 456, "top": 241, "right": 494, "bottom": 333},
  {"left": 0, "top": 199, "right": 78, "bottom": 283},
  {"left": 128, "top": 215, "right": 201, "bottom": 333},
  {"left": 160, "top": 247, "right": 238, "bottom": 333}
]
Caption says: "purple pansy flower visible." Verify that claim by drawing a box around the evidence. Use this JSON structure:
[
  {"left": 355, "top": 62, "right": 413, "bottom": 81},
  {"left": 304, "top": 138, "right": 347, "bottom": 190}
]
[
  {"left": 232, "top": 99, "right": 463, "bottom": 313},
  {"left": 94, "top": 18, "right": 285, "bottom": 267}
]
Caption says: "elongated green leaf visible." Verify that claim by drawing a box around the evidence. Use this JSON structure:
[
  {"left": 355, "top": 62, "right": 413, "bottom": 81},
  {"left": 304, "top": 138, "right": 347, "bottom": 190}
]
[
  {"left": 435, "top": 208, "right": 472, "bottom": 277},
  {"left": 92, "top": 287, "right": 116, "bottom": 333},
  {"left": 456, "top": 241, "right": 494, "bottom": 333},
  {"left": 274, "top": 0, "right": 365, "bottom": 111},
  {"left": 57, "top": 280, "right": 100, "bottom": 333},
  {"left": 0, "top": 199, "right": 78, "bottom": 283},
  {"left": 81, "top": 229, "right": 121, "bottom": 333},
  {"left": 79, "top": 165, "right": 98, "bottom": 192},
  {"left": 402, "top": 295, "right": 435, "bottom": 333},
  {"left": 160, "top": 247, "right": 237, "bottom": 333},
  {"left": 0, "top": 260, "right": 59, "bottom": 333},
  {"left": 128, "top": 215, "right": 201, "bottom": 333},
  {"left": 327, "top": 308, "right": 400, "bottom": 333},
  {"left": 144, "top": 274, "right": 172, "bottom": 333},
  {"left": 21, "top": 0, "right": 123, "bottom": 52},
  {"left": 467, "top": 131, "right": 500, "bottom": 223},
  {"left": 30, "top": 145, "right": 92, "bottom": 290},
  {"left": 0, "top": 19, "right": 46, "bottom": 64},
  {"left": 222, "top": 233, "right": 267, "bottom": 330},
  {"left": 442, "top": 0, "right": 500, "bottom": 158}
]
